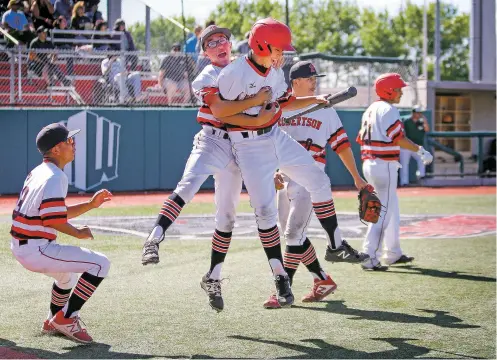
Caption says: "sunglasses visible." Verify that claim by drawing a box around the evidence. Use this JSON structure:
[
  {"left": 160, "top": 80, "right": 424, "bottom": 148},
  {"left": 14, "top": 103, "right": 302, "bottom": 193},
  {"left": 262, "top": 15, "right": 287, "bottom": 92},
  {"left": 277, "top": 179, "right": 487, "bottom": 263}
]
[{"left": 205, "top": 37, "right": 228, "bottom": 49}]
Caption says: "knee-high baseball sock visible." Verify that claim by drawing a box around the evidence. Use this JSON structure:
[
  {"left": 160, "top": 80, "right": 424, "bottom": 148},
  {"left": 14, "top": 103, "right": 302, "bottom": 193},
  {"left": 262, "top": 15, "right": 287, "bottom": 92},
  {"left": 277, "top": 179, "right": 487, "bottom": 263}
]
[
  {"left": 148, "top": 193, "right": 185, "bottom": 243},
  {"left": 63, "top": 272, "right": 104, "bottom": 318},
  {"left": 259, "top": 226, "right": 286, "bottom": 276},
  {"left": 49, "top": 283, "right": 71, "bottom": 318},
  {"left": 301, "top": 238, "right": 327, "bottom": 280},
  {"left": 208, "top": 229, "right": 232, "bottom": 280},
  {"left": 313, "top": 199, "right": 343, "bottom": 249}
]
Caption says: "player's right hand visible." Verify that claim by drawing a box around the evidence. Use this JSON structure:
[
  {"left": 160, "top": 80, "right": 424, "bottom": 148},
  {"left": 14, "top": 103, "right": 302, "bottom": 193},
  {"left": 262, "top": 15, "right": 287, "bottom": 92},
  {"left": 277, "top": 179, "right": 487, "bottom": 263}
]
[
  {"left": 274, "top": 172, "right": 285, "bottom": 190},
  {"left": 77, "top": 226, "right": 94, "bottom": 240},
  {"left": 254, "top": 86, "right": 272, "bottom": 105},
  {"left": 257, "top": 102, "right": 278, "bottom": 125}
]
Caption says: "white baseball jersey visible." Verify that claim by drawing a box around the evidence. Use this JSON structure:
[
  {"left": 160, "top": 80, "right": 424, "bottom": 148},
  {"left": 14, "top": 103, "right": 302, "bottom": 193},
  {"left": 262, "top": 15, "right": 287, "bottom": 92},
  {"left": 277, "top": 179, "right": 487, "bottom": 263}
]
[
  {"left": 11, "top": 161, "right": 68, "bottom": 242},
  {"left": 279, "top": 106, "right": 350, "bottom": 168},
  {"left": 356, "top": 100, "right": 404, "bottom": 162},
  {"left": 217, "top": 55, "right": 293, "bottom": 130},
  {"left": 191, "top": 64, "right": 224, "bottom": 129}
]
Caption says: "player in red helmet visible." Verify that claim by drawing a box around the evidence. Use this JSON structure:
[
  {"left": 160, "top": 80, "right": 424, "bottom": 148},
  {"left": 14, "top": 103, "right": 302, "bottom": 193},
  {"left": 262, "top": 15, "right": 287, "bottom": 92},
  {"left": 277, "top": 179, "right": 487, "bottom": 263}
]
[{"left": 357, "top": 73, "right": 433, "bottom": 271}]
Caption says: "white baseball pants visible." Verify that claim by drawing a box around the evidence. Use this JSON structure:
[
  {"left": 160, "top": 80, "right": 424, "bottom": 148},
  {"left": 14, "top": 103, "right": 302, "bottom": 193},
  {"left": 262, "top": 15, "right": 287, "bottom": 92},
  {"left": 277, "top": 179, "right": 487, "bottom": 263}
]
[
  {"left": 361, "top": 159, "right": 403, "bottom": 265},
  {"left": 229, "top": 126, "right": 332, "bottom": 230},
  {"left": 174, "top": 126, "right": 243, "bottom": 232},
  {"left": 399, "top": 149, "right": 426, "bottom": 186}
]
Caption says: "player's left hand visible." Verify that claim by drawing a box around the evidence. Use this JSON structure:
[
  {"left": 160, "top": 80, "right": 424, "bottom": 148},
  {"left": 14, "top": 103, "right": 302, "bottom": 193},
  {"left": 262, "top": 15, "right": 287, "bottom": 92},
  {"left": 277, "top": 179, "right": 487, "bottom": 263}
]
[
  {"left": 274, "top": 172, "right": 285, "bottom": 190},
  {"left": 354, "top": 177, "right": 368, "bottom": 191},
  {"left": 315, "top": 94, "right": 329, "bottom": 104},
  {"left": 90, "top": 189, "right": 113, "bottom": 209}
]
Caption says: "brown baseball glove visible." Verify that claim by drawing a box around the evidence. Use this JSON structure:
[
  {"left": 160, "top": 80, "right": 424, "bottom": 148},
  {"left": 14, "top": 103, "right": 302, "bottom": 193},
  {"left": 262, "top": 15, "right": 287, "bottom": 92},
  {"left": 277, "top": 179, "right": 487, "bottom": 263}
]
[{"left": 358, "top": 185, "right": 382, "bottom": 224}]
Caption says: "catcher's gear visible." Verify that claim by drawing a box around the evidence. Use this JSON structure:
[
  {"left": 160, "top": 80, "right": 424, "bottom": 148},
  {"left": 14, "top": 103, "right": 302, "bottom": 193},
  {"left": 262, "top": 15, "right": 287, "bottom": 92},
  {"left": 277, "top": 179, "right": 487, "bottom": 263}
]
[
  {"left": 248, "top": 18, "right": 295, "bottom": 56},
  {"left": 358, "top": 185, "right": 382, "bottom": 224},
  {"left": 417, "top": 146, "right": 433, "bottom": 165},
  {"left": 374, "top": 73, "right": 407, "bottom": 101}
]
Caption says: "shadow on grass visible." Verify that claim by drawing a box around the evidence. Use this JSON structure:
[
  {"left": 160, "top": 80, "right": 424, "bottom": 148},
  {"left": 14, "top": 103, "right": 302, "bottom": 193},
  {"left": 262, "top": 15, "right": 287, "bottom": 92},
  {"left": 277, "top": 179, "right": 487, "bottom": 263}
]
[
  {"left": 0, "top": 338, "right": 206, "bottom": 359},
  {"left": 229, "top": 335, "right": 484, "bottom": 359},
  {"left": 292, "top": 300, "right": 480, "bottom": 329},
  {"left": 386, "top": 265, "right": 496, "bottom": 283}
]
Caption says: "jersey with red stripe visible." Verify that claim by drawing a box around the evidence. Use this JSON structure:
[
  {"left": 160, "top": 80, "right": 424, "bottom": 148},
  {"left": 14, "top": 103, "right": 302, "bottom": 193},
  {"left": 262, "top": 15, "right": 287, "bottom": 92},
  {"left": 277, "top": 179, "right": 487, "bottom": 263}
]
[
  {"left": 10, "top": 161, "right": 68, "bottom": 242},
  {"left": 191, "top": 64, "right": 224, "bottom": 128},
  {"left": 217, "top": 56, "right": 293, "bottom": 130},
  {"left": 356, "top": 100, "right": 404, "bottom": 162},
  {"left": 279, "top": 106, "right": 350, "bottom": 168}
]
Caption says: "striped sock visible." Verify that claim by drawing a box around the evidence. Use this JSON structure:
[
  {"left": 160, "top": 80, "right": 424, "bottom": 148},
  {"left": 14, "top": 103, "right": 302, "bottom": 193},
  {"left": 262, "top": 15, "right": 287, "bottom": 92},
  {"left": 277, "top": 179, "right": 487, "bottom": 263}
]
[
  {"left": 301, "top": 238, "right": 327, "bottom": 280},
  {"left": 209, "top": 229, "right": 232, "bottom": 280},
  {"left": 64, "top": 272, "right": 104, "bottom": 318},
  {"left": 312, "top": 199, "right": 343, "bottom": 249},
  {"left": 259, "top": 226, "right": 285, "bottom": 276},
  {"left": 50, "top": 283, "right": 71, "bottom": 317},
  {"left": 283, "top": 248, "right": 303, "bottom": 284},
  {"left": 157, "top": 193, "right": 185, "bottom": 230}
]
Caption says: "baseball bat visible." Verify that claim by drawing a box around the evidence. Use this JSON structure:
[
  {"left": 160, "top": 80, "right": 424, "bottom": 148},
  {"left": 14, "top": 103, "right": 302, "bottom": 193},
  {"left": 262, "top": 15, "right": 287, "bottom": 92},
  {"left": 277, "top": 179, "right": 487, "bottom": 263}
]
[{"left": 282, "top": 87, "right": 357, "bottom": 124}]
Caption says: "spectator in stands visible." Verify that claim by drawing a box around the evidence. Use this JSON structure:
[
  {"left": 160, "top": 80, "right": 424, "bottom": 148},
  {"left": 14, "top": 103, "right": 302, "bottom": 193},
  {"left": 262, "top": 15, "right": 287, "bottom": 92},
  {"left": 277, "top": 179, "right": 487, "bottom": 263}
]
[
  {"left": 158, "top": 42, "right": 196, "bottom": 103},
  {"left": 236, "top": 31, "right": 250, "bottom": 54},
  {"left": 184, "top": 24, "right": 202, "bottom": 59},
  {"left": 1, "top": 0, "right": 35, "bottom": 45},
  {"left": 84, "top": 0, "right": 101, "bottom": 25},
  {"left": 29, "top": 26, "right": 71, "bottom": 86},
  {"left": 31, "top": 0, "right": 54, "bottom": 29},
  {"left": 70, "top": 0, "right": 91, "bottom": 30},
  {"left": 101, "top": 53, "right": 142, "bottom": 103},
  {"left": 53, "top": 0, "right": 71, "bottom": 23},
  {"left": 92, "top": 19, "right": 108, "bottom": 50},
  {"left": 52, "top": 15, "right": 73, "bottom": 74},
  {"left": 399, "top": 108, "right": 430, "bottom": 186},
  {"left": 112, "top": 18, "right": 137, "bottom": 70}
]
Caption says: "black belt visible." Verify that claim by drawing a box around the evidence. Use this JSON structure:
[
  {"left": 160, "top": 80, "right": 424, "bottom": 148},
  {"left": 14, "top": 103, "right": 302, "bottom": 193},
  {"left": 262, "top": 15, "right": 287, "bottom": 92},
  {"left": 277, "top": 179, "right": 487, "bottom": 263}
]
[
  {"left": 241, "top": 125, "right": 273, "bottom": 138},
  {"left": 211, "top": 128, "right": 229, "bottom": 139},
  {"left": 18, "top": 239, "right": 53, "bottom": 246}
]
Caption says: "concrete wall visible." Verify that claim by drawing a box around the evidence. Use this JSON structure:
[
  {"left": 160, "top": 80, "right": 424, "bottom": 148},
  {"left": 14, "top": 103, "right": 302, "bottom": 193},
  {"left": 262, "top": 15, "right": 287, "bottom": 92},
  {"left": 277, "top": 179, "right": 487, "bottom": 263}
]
[
  {"left": 471, "top": 91, "right": 497, "bottom": 153},
  {"left": 470, "top": 0, "right": 496, "bottom": 84}
]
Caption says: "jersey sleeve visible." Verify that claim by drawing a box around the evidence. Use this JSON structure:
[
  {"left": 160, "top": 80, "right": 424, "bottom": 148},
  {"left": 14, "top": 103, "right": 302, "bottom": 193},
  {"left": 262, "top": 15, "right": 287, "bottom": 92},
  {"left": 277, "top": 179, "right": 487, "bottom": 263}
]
[
  {"left": 218, "top": 65, "right": 244, "bottom": 101},
  {"left": 327, "top": 108, "right": 350, "bottom": 153},
  {"left": 191, "top": 69, "right": 219, "bottom": 105},
  {"left": 383, "top": 107, "right": 405, "bottom": 144},
  {"left": 39, "top": 176, "right": 68, "bottom": 226}
]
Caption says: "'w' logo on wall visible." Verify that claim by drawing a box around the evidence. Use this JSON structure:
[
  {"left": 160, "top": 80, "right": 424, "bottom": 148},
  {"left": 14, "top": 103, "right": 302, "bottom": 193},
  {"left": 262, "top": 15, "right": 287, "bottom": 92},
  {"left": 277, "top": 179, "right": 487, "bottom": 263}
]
[{"left": 61, "top": 110, "right": 121, "bottom": 191}]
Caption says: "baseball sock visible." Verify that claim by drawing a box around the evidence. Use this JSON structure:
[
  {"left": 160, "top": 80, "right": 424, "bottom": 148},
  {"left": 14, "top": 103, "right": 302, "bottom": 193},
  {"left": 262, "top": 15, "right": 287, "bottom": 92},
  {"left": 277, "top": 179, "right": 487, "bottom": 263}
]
[
  {"left": 149, "top": 193, "right": 185, "bottom": 243},
  {"left": 300, "top": 238, "right": 327, "bottom": 280},
  {"left": 208, "top": 229, "right": 232, "bottom": 280},
  {"left": 63, "top": 272, "right": 104, "bottom": 318},
  {"left": 258, "top": 225, "right": 286, "bottom": 276},
  {"left": 50, "top": 283, "right": 71, "bottom": 318},
  {"left": 312, "top": 199, "right": 343, "bottom": 249}
]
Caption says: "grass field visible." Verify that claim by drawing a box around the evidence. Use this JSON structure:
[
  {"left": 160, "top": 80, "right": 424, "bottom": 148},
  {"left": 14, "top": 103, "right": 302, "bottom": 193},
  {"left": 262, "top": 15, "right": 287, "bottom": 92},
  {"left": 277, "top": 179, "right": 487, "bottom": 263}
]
[{"left": 0, "top": 191, "right": 495, "bottom": 359}]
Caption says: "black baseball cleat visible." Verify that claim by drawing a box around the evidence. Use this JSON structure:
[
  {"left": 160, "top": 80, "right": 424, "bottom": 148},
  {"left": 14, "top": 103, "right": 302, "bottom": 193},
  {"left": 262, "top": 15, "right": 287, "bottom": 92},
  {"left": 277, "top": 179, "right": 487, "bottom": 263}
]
[
  {"left": 388, "top": 255, "right": 414, "bottom": 265},
  {"left": 200, "top": 273, "right": 224, "bottom": 312},
  {"left": 274, "top": 275, "right": 294, "bottom": 307},
  {"left": 361, "top": 259, "right": 389, "bottom": 271},
  {"left": 324, "top": 240, "right": 370, "bottom": 263}
]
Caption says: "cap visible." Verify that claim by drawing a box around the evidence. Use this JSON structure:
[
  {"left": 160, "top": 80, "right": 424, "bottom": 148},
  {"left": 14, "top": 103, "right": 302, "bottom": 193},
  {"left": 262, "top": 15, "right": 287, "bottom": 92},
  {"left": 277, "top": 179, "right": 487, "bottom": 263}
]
[
  {"left": 114, "top": 18, "right": 125, "bottom": 30},
  {"left": 171, "top": 42, "right": 181, "bottom": 50},
  {"left": 36, "top": 26, "right": 49, "bottom": 34},
  {"left": 199, "top": 25, "right": 231, "bottom": 51},
  {"left": 289, "top": 61, "right": 325, "bottom": 81},
  {"left": 36, "top": 123, "right": 80, "bottom": 154}
]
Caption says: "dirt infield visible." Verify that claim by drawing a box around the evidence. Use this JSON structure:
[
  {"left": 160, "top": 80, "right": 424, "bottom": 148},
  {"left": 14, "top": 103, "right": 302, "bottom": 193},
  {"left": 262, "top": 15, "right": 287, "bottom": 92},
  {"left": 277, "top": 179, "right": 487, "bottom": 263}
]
[{"left": 0, "top": 186, "right": 494, "bottom": 214}]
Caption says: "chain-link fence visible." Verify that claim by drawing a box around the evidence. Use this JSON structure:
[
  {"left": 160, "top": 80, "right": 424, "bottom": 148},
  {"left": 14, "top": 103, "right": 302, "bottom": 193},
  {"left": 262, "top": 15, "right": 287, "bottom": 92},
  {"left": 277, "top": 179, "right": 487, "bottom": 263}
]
[{"left": 0, "top": 42, "right": 418, "bottom": 107}]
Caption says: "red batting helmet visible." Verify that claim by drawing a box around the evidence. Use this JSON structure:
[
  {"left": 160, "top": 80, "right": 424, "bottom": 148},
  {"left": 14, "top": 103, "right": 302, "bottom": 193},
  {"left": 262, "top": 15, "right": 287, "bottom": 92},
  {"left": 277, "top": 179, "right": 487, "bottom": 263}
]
[
  {"left": 248, "top": 18, "right": 295, "bottom": 56},
  {"left": 374, "top": 73, "right": 408, "bottom": 101}
]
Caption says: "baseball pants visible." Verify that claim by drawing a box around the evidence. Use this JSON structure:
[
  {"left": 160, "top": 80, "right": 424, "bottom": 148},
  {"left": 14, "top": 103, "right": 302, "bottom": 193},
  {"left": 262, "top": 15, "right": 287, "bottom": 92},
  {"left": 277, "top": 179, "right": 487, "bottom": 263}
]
[{"left": 399, "top": 148, "right": 426, "bottom": 186}]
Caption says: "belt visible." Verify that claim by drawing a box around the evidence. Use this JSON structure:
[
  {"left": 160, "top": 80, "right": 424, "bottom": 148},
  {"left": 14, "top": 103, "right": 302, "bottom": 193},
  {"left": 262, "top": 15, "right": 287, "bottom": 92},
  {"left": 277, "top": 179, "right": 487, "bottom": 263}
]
[
  {"left": 211, "top": 128, "right": 229, "bottom": 140},
  {"left": 17, "top": 239, "right": 53, "bottom": 246},
  {"left": 241, "top": 125, "right": 273, "bottom": 138}
]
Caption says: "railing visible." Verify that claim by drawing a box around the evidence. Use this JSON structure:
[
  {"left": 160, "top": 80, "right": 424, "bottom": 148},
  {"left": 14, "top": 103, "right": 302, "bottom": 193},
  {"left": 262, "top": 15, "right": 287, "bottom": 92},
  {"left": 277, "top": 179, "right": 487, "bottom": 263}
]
[{"left": 426, "top": 131, "right": 496, "bottom": 177}]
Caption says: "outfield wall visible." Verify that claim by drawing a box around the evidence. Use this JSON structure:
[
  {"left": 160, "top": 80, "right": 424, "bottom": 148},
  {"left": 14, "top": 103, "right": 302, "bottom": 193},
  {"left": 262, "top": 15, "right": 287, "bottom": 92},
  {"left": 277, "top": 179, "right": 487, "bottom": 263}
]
[{"left": 0, "top": 108, "right": 420, "bottom": 195}]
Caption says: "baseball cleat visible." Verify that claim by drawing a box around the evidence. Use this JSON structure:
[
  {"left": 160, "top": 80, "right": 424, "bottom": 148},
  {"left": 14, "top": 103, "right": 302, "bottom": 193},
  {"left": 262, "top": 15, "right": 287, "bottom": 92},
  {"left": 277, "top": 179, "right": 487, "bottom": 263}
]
[
  {"left": 388, "top": 255, "right": 414, "bottom": 265},
  {"left": 274, "top": 275, "right": 294, "bottom": 307},
  {"left": 361, "top": 259, "right": 389, "bottom": 271},
  {"left": 49, "top": 311, "right": 93, "bottom": 344},
  {"left": 42, "top": 319, "right": 58, "bottom": 335},
  {"left": 301, "top": 275, "right": 337, "bottom": 303},
  {"left": 324, "top": 240, "right": 370, "bottom": 263},
  {"left": 200, "top": 273, "right": 224, "bottom": 312},
  {"left": 263, "top": 294, "right": 281, "bottom": 309}
]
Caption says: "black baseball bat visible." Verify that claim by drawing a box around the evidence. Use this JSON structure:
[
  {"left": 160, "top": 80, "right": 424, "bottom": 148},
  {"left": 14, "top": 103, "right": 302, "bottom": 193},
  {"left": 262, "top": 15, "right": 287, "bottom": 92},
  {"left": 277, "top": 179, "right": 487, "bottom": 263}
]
[{"left": 282, "top": 87, "right": 357, "bottom": 124}]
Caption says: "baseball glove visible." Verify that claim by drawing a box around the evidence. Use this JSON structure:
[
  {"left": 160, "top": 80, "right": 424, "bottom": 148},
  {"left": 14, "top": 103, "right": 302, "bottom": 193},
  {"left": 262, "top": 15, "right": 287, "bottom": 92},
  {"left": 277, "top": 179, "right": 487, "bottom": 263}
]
[{"left": 358, "top": 185, "right": 382, "bottom": 224}]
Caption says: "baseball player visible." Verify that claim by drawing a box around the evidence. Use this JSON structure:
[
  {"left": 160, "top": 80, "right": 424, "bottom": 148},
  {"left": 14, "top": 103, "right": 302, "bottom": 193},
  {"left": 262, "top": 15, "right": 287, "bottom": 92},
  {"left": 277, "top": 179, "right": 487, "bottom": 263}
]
[
  {"left": 263, "top": 61, "right": 369, "bottom": 309},
  {"left": 357, "top": 73, "right": 433, "bottom": 270},
  {"left": 217, "top": 18, "right": 369, "bottom": 307},
  {"left": 141, "top": 25, "right": 277, "bottom": 312},
  {"left": 10, "top": 123, "right": 112, "bottom": 344}
]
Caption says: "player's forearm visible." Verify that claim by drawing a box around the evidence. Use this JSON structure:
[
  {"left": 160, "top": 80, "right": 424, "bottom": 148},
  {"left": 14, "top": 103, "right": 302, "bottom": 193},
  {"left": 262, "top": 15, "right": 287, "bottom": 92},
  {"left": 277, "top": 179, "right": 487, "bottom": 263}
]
[
  {"left": 210, "top": 97, "right": 261, "bottom": 118},
  {"left": 398, "top": 137, "right": 421, "bottom": 152},
  {"left": 282, "top": 96, "right": 317, "bottom": 111},
  {"left": 49, "top": 222, "right": 83, "bottom": 238},
  {"left": 220, "top": 113, "right": 268, "bottom": 127},
  {"left": 338, "top": 147, "right": 362, "bottom": 181},
  {"left": 67, "top": 201, "right": 94, "bottom": 219}
]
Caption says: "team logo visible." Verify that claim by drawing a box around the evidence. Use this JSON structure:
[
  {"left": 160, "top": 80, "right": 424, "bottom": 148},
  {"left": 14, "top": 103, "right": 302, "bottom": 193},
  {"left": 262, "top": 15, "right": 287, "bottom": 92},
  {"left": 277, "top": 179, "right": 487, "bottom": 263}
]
[
  {"left": 308, "top": 63, "right": 316, "bottom": 73},
  {"left": 61, "top": 110, "right": 121, "bottom": 191}
]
